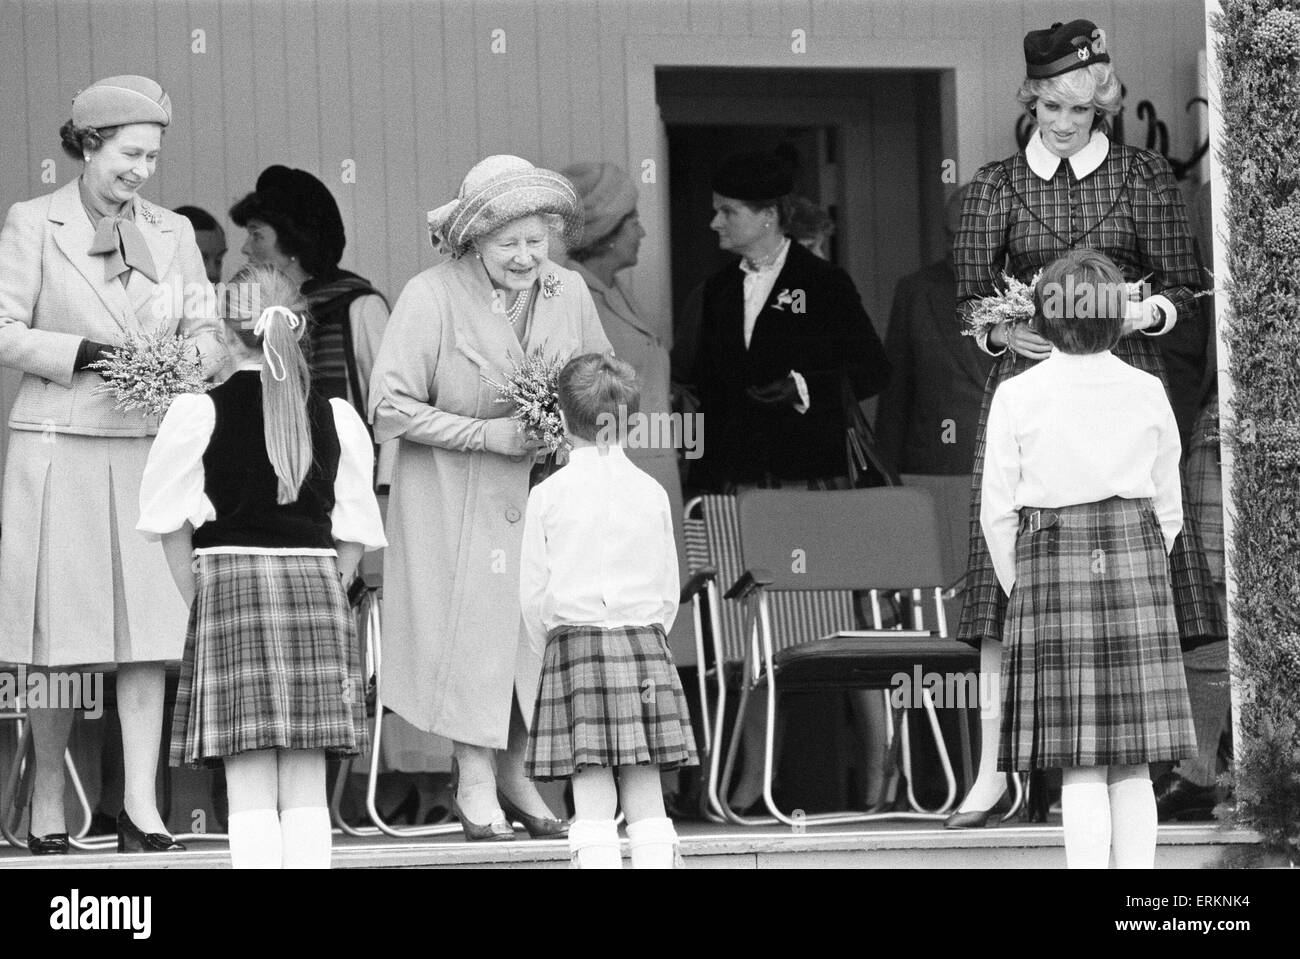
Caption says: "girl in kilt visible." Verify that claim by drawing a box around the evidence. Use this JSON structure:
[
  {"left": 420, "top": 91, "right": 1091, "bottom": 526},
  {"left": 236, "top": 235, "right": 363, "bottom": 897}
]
[
  {"left": 138, "top": 265, "right": 386, "bottom": 868},
  {"left": 521, "top": 354, "right": 698, "bottom": 868},
  {"left": 981, "top": 250, "right": 1196, "bottom": 868}
]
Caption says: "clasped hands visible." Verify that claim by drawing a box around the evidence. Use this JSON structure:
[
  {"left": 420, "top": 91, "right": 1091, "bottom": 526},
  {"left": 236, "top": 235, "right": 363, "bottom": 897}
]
[{"left": 745, "top": 374, "right": 801, "bottom": 410}]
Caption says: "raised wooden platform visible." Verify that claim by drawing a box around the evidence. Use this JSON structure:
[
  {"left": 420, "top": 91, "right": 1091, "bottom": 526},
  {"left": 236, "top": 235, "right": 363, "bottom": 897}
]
[{"left": 0, "top": 821, "right": 1257, "bottom": 869}]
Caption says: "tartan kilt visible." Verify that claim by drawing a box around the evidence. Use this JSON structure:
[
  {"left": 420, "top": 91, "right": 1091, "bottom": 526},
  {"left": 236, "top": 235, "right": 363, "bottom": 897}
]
[
  {"left": 958, "top": 338, "right": 1225, "bottom": 652},
  {"left": 169, "top": 553, "right": 369, "bottom": 767},
  {"left": 997, "top": 497, "right": 1197, "bottom": 771},
  {"left": 525, "top": 624, "right": 699, "bottom": 781}
]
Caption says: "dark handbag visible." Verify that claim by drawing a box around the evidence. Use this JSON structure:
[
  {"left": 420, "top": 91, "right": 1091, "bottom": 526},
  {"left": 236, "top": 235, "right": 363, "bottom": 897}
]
[{"left": 842, "top": 377, "right": 900, "bottom": 488}]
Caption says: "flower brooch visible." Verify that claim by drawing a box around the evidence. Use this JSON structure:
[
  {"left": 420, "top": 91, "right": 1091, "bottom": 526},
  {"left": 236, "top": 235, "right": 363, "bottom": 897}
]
[
  {"left": 139, "top": 202, "right": 161, "bottom": 226},
  {"left": 541, "top": 273, "right": 564, "bottom": 298},
  {"left": 771, "top": 288, "right": 796, "bottom": 311}
]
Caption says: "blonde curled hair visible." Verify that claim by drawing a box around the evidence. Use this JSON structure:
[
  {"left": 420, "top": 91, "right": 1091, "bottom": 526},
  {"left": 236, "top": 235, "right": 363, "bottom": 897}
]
[{"left": 1017, "top": 61, "right": 1122, "bottom": 130}]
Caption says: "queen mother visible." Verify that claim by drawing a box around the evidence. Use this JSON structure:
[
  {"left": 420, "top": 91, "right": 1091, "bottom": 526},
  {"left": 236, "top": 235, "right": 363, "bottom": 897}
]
[{"left": 369, "top": 156, "right": 610, "bottom": 841}]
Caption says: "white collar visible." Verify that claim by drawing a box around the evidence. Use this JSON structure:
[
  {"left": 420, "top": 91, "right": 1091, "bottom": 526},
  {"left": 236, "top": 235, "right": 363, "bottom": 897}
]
[
  {"left": 739, "top": 237, "right": 791, "bottom": 275},
  {"left": 1025, "top": 129, "right": 1110, "bottom": 181},
  {"left": 568, "top": 444, "right": 627, "bottom": 462}
]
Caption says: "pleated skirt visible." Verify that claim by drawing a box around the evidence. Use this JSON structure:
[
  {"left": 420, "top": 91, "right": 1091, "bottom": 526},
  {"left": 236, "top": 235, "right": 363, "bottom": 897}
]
[
  {"left": 169, "top": 553, "right": 369, "bottom": 767},
  {"left": 0, "top": 431, "right": 188, "bottom": 667},
  {"left": 526, "top": 624, "right": 699, "bottom": 781},
  {"left": 997, "top": 497, "right": 1197, "bottom": 771}
]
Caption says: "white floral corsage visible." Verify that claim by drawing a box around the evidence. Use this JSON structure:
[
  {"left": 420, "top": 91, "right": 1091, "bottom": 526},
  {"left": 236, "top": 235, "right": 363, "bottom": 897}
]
[
  {"left": 771, "top": 288, "right": 796, "bottom": 311},
  {"left": 541, "top": 273, "right": 564, "bottom": 298},
  {"left": 138, "top": 201, "right": 161, "bottom": 226}
]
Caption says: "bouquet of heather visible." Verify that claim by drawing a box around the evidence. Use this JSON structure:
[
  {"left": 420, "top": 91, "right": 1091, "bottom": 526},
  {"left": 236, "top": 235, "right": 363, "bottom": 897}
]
[
  {"left": 90, "top": 330, "right": 210, "bottom": 418},
  {"left": 962, "top": 269, "right": 1042, "bottom": 338},
  {"left": 481, "top": 349, "right": 569, "bottom": 453}
]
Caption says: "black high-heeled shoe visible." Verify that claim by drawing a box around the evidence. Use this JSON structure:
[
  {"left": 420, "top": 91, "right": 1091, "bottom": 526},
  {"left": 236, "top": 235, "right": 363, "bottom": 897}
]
[
  {"left": 27, "top": 832, "right": 70, "bottom": 856},
  {"left": 449, "top": 759, "right": 513, "bottom": 842},
  {"left": 944, "top": 785, "right": 1016, "bottom": 829},
  {"left": 117, "top": 810, "right": 185, "bottom": 853},
  {"left": 497, "top": 790, "right": 568, "bottom": 839}
]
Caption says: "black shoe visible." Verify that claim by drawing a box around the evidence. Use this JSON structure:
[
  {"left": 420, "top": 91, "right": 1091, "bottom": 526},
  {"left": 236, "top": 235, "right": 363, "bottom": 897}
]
[
  {"left": 1154, "top": 773, "right": 1217, "bottom": 822},
  {"left": 26, "top": 832, "right": 70, "bottom": 856},
  {"left": 117, "top": 810, "right": 186, "bottom": 853}
]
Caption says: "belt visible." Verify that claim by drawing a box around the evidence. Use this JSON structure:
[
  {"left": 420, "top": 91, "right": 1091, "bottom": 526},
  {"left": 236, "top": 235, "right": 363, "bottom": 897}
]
[{"left": 1023, "top": 508, "right": 1059, "bottom": 533}]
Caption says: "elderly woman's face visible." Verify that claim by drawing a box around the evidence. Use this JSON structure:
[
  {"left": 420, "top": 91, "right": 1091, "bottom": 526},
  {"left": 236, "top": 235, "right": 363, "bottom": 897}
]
[
  {"left": 241, "top": 219, "right": 295, "bottom": 274},
  {"left": 475, "top": 215, "right": 549, "bottom": 291},
  {"left": 609, "top": 211, "right": 645, "bottom": 268},
  {"left": 83, "top": 123, "right": 161, "bottom": 207},
  {"left": 1034, "top": 97, "right": 1095, "bottom": 158},
  {"left": 711, "top": 194, "right": 771, "bottom": 256}
]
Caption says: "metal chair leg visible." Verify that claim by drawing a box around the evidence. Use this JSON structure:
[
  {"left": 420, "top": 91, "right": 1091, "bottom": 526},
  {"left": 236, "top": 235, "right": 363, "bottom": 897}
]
[
  {"left": 1, "top": 720, "right": 32, "bottom": 848},
  {"left": 359, "top": 592, "right": 459, "bottom": 838}
]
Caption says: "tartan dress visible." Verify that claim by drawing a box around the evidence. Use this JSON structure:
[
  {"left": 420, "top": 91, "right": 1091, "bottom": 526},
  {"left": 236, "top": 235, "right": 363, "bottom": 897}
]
[{"left": 954, "top": 141, "right": 1225, "bottom": 652}]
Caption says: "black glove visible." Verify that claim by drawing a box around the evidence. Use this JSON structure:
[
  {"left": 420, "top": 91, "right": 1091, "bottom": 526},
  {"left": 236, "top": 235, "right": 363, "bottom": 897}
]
[
  {"left": 74, "top": 339, "right": 116, "bottom": 373},
  {"left": 745, "top": 374, "right": 801, "bottom": 409}
]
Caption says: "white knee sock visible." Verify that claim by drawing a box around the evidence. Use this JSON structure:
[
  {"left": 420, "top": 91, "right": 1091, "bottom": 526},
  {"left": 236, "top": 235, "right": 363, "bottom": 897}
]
[
  {"left": 227, "top": 809, "right": 282, "bottom": 869},
  {"left": 1060, "top": 780, "right": 1111, "bottom": 868},
  {"left": 568, "top": 819, "right": 622, "bottom": 869},
  {"left": 1109, "top": 777, "right": 1157, "bottom": 869},
  {"left": 280, "top": 806, "right": 332, "bottom": 869},
  {"left": 626, "top": 817, "right": 682, "bottom": 870}
]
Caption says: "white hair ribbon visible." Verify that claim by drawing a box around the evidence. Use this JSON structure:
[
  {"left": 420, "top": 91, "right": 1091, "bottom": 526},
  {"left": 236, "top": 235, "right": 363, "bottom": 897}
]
[{"left": 253, "top": 305, "right": 300, "bottom": 382}]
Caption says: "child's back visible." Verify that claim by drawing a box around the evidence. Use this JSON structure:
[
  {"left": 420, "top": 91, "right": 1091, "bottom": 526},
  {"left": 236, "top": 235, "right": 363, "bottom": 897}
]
[{"left": 522, "top": 445, "right": 677, "bottom": 642}]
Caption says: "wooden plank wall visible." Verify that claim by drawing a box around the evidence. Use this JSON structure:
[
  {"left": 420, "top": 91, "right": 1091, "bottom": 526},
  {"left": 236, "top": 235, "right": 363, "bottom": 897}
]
[{"left": 0, "top": 0, "right": 1210, "bottom": 478}]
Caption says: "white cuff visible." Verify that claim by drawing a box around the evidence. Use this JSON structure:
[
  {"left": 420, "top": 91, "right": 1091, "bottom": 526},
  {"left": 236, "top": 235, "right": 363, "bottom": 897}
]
[
  {"left": 789, "top": 370, "right": 810, "bottom": 414},
  {"left": 976, "top": 327, "right": 1008, "bottom": 357},
  {"left": 1138, "top": 294, "right": 1178, "bottom": 336}
]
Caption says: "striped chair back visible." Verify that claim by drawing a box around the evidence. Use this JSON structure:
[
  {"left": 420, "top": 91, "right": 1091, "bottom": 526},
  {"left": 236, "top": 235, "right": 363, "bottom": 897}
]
[{"left": 685, "top": 495, "right": 857, "bottom": 663}]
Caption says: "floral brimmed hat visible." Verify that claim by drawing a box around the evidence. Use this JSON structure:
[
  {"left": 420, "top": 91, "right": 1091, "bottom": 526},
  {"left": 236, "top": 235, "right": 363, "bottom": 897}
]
[{"left": 428, "top": 155, "right": 582, "bottom": 257}]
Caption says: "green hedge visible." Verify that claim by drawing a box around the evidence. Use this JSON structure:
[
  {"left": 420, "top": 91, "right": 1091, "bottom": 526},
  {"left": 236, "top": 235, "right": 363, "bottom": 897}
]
[{"left": 1214, "top": 0, "right": 1300, "bottom": 866}]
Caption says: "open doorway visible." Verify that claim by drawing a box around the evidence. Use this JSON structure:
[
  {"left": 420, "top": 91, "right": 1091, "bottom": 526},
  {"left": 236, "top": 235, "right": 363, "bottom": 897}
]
[{"left": 658, "top": 67, "right": 948, "bottom": 338}]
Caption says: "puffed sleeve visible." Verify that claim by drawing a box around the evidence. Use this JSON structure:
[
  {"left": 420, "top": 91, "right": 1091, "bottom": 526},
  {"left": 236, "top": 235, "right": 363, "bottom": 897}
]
[
  {"left": 369, "top": 273, "right": 491, "bottom": 450},
  {"left": 329, "top": 398, "right": 388, "bottom": 550},
  {"left": 519, "top": 484, "right": 551, "bottom": 657},
  {"left": 979, "top": 386, "right": 1021, "bottom": 596},
  {"left": 0, "top": 200, "right": 84, "bottom": 386},
  {"left": 954, "top": 161, "right": 1014, "bottom": 357},
  {"left": 171, "top": 215, "right": 228, "bottom": 380},
  {"left": 1131, "top": 152, "right": 1204, "bottom": 333},
  {"left": 137, "top": 392, "right": 217, "bottom": 539}
]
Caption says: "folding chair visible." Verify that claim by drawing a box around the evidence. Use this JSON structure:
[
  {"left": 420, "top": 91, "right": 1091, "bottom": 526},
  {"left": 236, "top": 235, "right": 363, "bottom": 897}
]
[
  {"left": 682, "top": 495, "right": 887, "bottom": 823},
  {"left": 328, "top": 573, "right": 461, "bottom": 839},
  {"left": 703, "top": 487, "right": 981, "bottom": 826},
  {"left": 0, "top": 707, "right": 95, "bottom": 849}
]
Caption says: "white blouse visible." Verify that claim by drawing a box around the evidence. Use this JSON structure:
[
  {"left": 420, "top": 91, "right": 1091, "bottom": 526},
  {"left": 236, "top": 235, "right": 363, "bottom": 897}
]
[
  {"left": 980, "top": 349, "right": 1182, "bottom": 595},
  {"left": 137, "top": 370, "right": 388, "bottom": 554},
  {"left": 519, "top": 445, "right": 679, "bottom": 655}
]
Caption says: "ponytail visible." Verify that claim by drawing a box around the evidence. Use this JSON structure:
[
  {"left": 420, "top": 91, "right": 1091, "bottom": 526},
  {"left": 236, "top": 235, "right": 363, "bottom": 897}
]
[{"left": 223, "top": 265, "right": 313, "bottom": 504}]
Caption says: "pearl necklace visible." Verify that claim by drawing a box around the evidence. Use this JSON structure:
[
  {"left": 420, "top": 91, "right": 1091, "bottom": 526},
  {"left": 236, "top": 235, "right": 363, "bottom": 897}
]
[{"left": 505, "top": 288, "right": 531, "bottom": 324}]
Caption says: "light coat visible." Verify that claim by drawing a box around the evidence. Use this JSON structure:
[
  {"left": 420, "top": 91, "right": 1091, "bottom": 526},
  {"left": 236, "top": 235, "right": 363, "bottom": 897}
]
[
  {"left": 0, "top": 178, "right": 224, "bottom": 436},
  {"left": 370, "top": 254, "right": 610, "bottom": 747}
]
